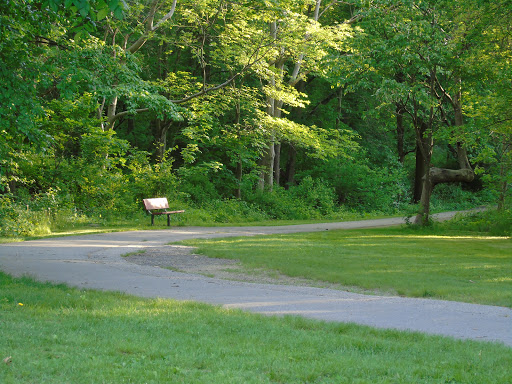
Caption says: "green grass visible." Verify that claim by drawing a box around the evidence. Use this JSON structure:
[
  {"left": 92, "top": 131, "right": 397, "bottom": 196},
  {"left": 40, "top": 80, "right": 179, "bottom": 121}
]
[
  {"left": 1, "top": 272, "right": 511, "bottom": 383},
  {"left": 121, "top": 249, "right": 147, "bottom": 258},
  {"left": 181, "top": 227, "right": 512, "bottom": 307},
  {"left": 0, "top": 214, "right": 393, "bottom": 244}
]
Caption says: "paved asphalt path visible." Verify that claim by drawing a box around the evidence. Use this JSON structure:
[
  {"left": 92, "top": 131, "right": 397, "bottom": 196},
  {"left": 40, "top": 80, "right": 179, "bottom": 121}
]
[{"left": 1, "top": 211, "right": 511, "bottom": 347}]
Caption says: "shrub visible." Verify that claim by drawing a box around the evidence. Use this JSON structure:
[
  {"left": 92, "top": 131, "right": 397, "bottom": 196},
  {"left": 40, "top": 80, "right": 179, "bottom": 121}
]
[
  {"left": 178, "top": 163, "right": 223, "bottom": 203},
  {"left": 302, "top": 156, "right": 409, "bottom": 213},
  {"left": 243, "top": 178, "right": 338, "bottom": 220},
  {"left": 288, "top": 176, "right": 337, "bottom": 216},
  {"left": 126, "top": 151, "right": 182, "bottom": 207},
  {"left": 429, "top": 183, "right": 493, "bottom": 212},
  {"left": 438, "top": 208, "right": 512, "bottom": 236},
  {"left": 0, "top": 194, "right": 51, "bottom": 237},
  {"left": 197, "top": 199, "right": 268, "bottom": 223}
]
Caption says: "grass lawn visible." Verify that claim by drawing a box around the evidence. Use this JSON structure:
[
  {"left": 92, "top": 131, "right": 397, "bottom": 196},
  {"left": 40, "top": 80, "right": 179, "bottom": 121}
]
[
  {"left": 181, "top": 227, "right": 512, "bottom": 307},
  {"left": 1, "top": 272, "right": 511, "bottom": 384}
]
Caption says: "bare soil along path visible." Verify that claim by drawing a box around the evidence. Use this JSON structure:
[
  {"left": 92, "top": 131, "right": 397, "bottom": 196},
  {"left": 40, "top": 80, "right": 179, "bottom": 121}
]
[{"left": 1, "top": 211, "right": 510, "bottom": 347}]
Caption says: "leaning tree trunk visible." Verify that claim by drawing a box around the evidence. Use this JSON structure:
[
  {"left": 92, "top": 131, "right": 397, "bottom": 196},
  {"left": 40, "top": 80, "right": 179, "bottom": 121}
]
[
  {"left": 413, "top": 143, "right": 428, "bottom": 203},
  {"left": 414, "top": 81, "right": 474, "bottom": 225},
  {"left": 414, "top": 119, "right": 434, "bottom": 226}
]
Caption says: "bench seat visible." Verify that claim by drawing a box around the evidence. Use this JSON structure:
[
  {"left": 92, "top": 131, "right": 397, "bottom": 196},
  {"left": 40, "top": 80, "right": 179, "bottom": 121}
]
[{"left": 143, "top": 198, "right": 184, "bottom": 226}]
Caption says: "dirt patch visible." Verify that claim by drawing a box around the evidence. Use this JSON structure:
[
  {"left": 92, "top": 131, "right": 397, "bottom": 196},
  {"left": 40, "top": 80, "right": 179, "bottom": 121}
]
[{"left": 124, "top": 245, "right": 342, "bottom": 288}]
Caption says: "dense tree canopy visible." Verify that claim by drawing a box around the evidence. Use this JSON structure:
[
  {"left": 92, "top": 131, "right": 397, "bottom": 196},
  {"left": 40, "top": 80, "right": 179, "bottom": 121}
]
[{"left": 0, "top": 0, "right": 510, "bottom": 234}]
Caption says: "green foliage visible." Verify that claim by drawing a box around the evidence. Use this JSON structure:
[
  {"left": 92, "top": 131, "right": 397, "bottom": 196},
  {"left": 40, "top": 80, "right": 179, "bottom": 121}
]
[
  {"left": 429, "top": 183, "right": 493, "bottom": 212},
  {"left": 190, "top": 199, "right": 268, "bottom": 223},
  {"left": 125, "top": 151, "right": 182, "bottom": 204},
  {"left": 178, "top": 163, "right": 224, "bottom": 203},
  {"left": 0, "top": 194, "right": 50, "bottom": 237},
  {"left": 43, "top": 0, "right": 126, "bottom": 38},
  {"left": 438, "top": 209, "right": 512, "bottom": 237},
  {"left": 0, "top": 190, "right": 89, "bottom": 237},
  {"left": 0, "top": 1, "right": 54, "bottom": 192},
  {"left": 244, "top": 178, "right": 338, "bottom": 220},
  {"left": 287, "top": 176, "right": 337, "bottom": 215},
  {"left": 41, "top": 94, "right": 107, "bottom": 158},
  {"left": 301, "top": 155, "right": 409, "bottom": 213},
  {"left": 2, "top": 0, "right": 509, "bottom": 230}
]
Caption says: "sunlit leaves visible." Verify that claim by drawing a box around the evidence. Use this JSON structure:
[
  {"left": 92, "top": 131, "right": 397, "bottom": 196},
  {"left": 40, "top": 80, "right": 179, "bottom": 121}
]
[
  {"left": 44, "top": 0, "right": 126, "bottom": 21},
  {"left": 256, "top": 110, "right": 357, "bottom": 160}
]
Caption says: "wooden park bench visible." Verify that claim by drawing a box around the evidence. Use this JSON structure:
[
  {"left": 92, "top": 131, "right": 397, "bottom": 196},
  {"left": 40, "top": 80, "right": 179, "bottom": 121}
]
[{"left": 143, "top": 198, "right": 185, "bottom": 226}]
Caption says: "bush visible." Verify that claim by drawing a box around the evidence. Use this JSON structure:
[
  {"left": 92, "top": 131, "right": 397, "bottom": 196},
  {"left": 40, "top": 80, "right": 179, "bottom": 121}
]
[
  {"left": 243, "top": 178, "right": 338, "bottom": 220},
  {"left": 438, "top": 208, "right": 512, "bottom": 236},
  {"left": 288, "top": 176, "right": 337, "bottom": 216},
  {"left": 178, "top": 163, "right": 224, "bottom": 203},
  {"left": 194, "top": 199, "right": 268, "bottom": 223},
  {"left": 126, "top": 151, "right": 183, "bottom": 208},
  {"left": 429, "top": 183, "right": 494, "bottom": 212},
  {"left": 301, "top": 156, "right": 409, "bottom": 213},
  {"left": 0, "top": 195, "right": 50, "bottom": 237}
]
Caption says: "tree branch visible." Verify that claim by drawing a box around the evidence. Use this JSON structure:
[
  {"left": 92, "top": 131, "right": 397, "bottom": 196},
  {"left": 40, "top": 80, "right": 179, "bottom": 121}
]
[
  {"left": 152, "top": 0, "right": 177, "bottom": 31},
  {"left": 33, "top": 36, "right": 69, "bottom": 50},
  {"left": 108, "top": 108, "right": 150, "bottom": 126},
  {"left": 171, "top": 31, "right": 279, "bottom": 104},
  {"left": 127, "top": 0, "right": 177, "bottom": 54}
]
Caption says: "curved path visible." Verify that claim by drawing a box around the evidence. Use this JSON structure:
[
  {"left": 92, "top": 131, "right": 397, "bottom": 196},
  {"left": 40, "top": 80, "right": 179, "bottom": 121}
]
[{"left": 1, "top": 212, "right": 511, "bottom": 347}]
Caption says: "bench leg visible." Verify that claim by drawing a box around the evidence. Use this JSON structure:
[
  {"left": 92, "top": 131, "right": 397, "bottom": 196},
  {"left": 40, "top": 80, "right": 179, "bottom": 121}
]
[
  {"left": 167, "top": 214, "right": 170, "bottom": 226},
  {"left": 151, "top": 214, "right": 154, "bottom": 226}
]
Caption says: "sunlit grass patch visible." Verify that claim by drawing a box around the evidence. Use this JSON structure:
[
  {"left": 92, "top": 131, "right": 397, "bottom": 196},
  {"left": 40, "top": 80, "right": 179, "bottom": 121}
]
[
  {"left": 181, "top": 227, "right": 512, "bottom": 307},
  {"left": 1, "top": 272, "right": 511, "bottom": 383}
]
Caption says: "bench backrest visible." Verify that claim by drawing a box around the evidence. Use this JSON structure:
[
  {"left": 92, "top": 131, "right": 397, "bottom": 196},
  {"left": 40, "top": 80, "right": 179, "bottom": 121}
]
[{"left": 143, "top": 198, "right": 169, "bottom": 211}]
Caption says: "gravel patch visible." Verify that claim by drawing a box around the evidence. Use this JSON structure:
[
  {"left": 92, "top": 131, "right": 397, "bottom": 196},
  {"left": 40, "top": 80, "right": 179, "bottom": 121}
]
[{"left": 124, "top": 244, "right": 347, "bottom": 289}]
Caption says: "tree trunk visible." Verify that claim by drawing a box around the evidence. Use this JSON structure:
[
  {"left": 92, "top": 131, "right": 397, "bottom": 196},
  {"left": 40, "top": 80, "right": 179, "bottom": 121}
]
[
  {"left": 395, "top": 71, "right": 407, "bottom": 163},
  {"left": 258, "top": 91, "right": 276, "bottom": 191},
  {"left": 154, "top": 120, "right": 170, "bottom": 162},
  {"left": 415, "top": 166, "right": 433, "bottom": 226},
  {"left": 413, "top": 143, "right": 428, "bottom": 203},
  {"left": 396, "top": 103, "right": 406, "bottom": 163},
  {"left": 258, "top": 138, "right": 275, "bottom": 191},
  {"left": 498, "top": 180, "right": 507, "bottom": 211},
  {"left": 272, "top": 100, "right": 284, "bottom": 187},
  {"left": 414, "top": 79, "right": 474, "bottom": 225},
  {"left": 235, "top": 155, "right": 242, "bottom": 199},
  {"left": 274, "top": 142, "right": 281, "bottom": 187},
  {"left": 234, "top": 98, "right": 242, "bottom": 199},
  {"left": 284, "top": 143, "right": 297, "bottom": 188},
  {"left": 414, "top": 119, "right": 434, "bottom": 224},
  {"left": 258, "top": 21, "right": 279, "bottom": 192}
]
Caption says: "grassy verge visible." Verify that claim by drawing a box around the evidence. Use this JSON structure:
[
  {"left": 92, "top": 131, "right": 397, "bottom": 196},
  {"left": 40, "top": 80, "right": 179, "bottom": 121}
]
[
  {"left": 0, "top": 213, "right": 394, "bottom": 244},
  {"left": 1, "top": 272, "right": 511, "bottom": 384},
  {"left": 181, "top": 226, "right": 512, "bottom": 307}
]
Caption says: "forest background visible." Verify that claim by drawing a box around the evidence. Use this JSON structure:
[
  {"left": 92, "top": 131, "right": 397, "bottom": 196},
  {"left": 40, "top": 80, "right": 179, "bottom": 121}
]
[{"left": 0, "top": 0, "right": 511, "bottom": 237}]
